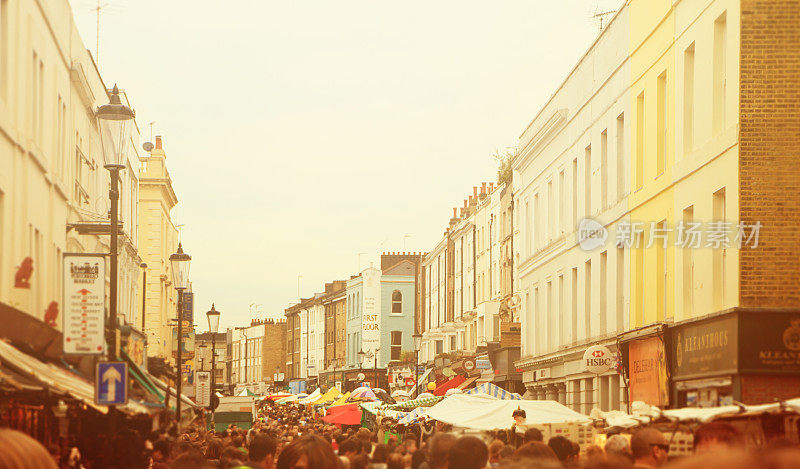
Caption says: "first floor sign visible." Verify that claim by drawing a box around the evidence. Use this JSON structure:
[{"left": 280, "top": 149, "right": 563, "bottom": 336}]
[
  {"left": 96, "top": 362, "right": 128, "bottom": 405},
  {"left": 63, "top": 254, "right": 106, "bottom": 355}
]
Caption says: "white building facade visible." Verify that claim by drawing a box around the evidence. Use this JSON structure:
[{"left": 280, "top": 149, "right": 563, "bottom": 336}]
[{"left": 512, "top": 6, "right": 631, "bottom": 413}]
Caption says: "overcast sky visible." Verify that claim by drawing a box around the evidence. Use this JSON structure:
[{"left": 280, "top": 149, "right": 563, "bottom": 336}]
[{"left": 70, "top": 0, "right": 620, "bottom": 331}]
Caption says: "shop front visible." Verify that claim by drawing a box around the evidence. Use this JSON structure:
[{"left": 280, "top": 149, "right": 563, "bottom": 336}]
[{"left": 670, "top": 308, "right": 800, "bottom": 407}]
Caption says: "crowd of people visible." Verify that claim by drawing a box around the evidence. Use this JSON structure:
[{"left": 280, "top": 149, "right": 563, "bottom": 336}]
[{"left": 1, "top": 401, "right": 800, "bottom": 469}]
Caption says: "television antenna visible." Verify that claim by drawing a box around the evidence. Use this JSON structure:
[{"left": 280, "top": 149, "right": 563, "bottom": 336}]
[{"left": 593, "top": 7, "right": 617, "bottom": 31}]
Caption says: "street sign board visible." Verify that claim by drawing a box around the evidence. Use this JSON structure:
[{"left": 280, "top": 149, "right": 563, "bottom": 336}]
[
  {"left": 96, "top": 362, "right": 128, "bottom": 405},
  {"left": 583, "top": 345, "right": 614, "bottom": 374},
  {"left": 195, "top": 371, "right": 211, "bottom": 407},
  {"left": 182, "top": 292, "right": 194, "bottom": 322},
  {"left": 63, "top": 254, "right": 106, "bottom": 355}
]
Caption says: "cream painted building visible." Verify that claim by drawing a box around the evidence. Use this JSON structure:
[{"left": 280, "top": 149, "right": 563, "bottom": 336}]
[
  {"left": 513, "top": 4, "right": 631, "bottom": 413},
  {"left": 138, "top": 136, "right": 180, "bottom": 359},
  {"left": 420, "top": 183, "right": 504, "bottom": 364},
  {"left": 0, "top": 0, "right": 142, "bottom": 335}
]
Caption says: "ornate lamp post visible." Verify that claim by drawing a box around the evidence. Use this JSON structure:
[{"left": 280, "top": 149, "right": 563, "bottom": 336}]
[
  {"left": 373, "top": 347, "right": 380, "bottom": 389},
  {"left": 169, "top": 244, "right": 191, "bottom": 427},
  {"left": 206, "top": 305, "right": 220, "bottom": 395},
  {"left": 96, "top": 85, "right": 134, "bottom": 364},
  {"left": 413, "top": 333, "right": 422, "bottom": 397},
  {"left": 358, "top": 350, "right": 366, "bottom": 388}
]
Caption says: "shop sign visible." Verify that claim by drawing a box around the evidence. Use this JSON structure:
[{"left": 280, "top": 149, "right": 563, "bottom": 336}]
[
  {"left": 125, "top": 332, "right": 146, "bottom": 368},
  {"left": 361, "top": 270, "right": 381, "bottom": 358},
  {"left": 740, "top": 313, "right": 800, "bottom": 373},
  {"left": 671, "top": 316, "right": 737, "bottom": 380},
  {"left": 628, "top": 337, "right": 669, "bottom": 407},
  {"left": 63, "top": 254, "right": 106, "bottom": 355},
  {"left": 172, "top": 328, "right": 196, "bottom": 359},
  {"left": 181, "top": 292, "right": 194, "bottom": 322},
  {"left": 476, "top": 358, "right": 492, "bottom": 370},
  {"left": 195, "top": 371, "right": 211, "bottom": 407},
  {"left": 583, "top": 345, "right": 614, "bottom": 374}
]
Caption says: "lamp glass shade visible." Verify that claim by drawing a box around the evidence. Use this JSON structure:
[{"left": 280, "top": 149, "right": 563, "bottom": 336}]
[
  {"left": 413, "top": 333, "right": 423, "bottom": 351},
  {"left": 358, "top": 350, "right": 366, "bottom": 365},
  {"left": 169, "top": 243, "right": 191, "bottom": 289},
  {"left": 206, "top": 304, "right": 220, "bottom": 333},
  {"left": 97, "top": 85, "right": 134, "bottom": 168}
]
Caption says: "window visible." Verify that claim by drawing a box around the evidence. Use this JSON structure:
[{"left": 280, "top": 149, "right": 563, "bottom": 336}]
[
  {"left": 547, "top": 181, "right": 554, "bottom": 240},
  {"left": 682, "top": 206, "right": 694, "bottom": 318},
  {"left": 533, "top": 193, "right": 540, "bottom": 249},
  {"left": 32, "top": 51, "right": 44, "bottom": 143},
  {"left": 572, "top": 158, "right": 578, "bottom": 230},
  {"left": 600, "top": 251, "right": 607, "bottom": 335},
  {"left": 657, "top": 71, "right": 667, "bottom": 175},
  {"left": 616, "top": 113, "right": 625, "bottom": 200},
  {"left": 546, "top": 280, "right": 553, "bottom": 351},
  {"left": 713, "top": 12, "right": 727, "bottom": 135},
  {"left": 713, "top": 189, "right": 726, "bottom": 310},
  {"left": 584, "top": 259, "right": 591, "bottom": 339},
  {"left": 558, "top": 275, "right": 565, "bottom": 346},
  {"left": 533, "top": 287, "right": 539, "bottom": 353},
  {"left": 636, "top": 92, "right": 645, "bottom": 189},
  {"left": 684, "top": 42, "right": 696, "bottom": 155},
  {"left": 449, "top": 335, "right": 456, "bottom": 351},
  {"left": 656, "top": 220, "right": 667, "bottom": 321},
  {"left": 391, "top": 290, "right": 402, "bottom": 314},
  {"left": 558, "top": 170, "right": 565, "bottom": 233},
  {"left": 585, "top": 145, "right": 592, "bottom": 217},
  {"left": 391, "top": 331, "right": 402, "bottom": 361},
  {"left": 600, "top": 130, "right": 608, "bottom": 208},
  {"left": 435, "top": 340, "right": 443, "bottom": 355},
  {"left": 571, "top": 267, "right": 578, "bottom": 344}
]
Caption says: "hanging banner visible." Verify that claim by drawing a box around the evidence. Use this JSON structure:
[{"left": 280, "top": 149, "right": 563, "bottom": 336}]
[
  {"left": 195, "top": 371, "right": 211, "bottom": 407},
  {"left": 361, "top": 269, "right": 382, "bottom": 363},
  {"left": 63, "top": 254, "right": 106, "bottom": 355},
  {"left": 628, "top": 337, "right": 669, "bottom": 407}
]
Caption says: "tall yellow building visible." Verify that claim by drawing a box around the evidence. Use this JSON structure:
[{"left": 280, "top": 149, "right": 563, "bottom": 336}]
[{"left": 138, "top": 136, "right": 180, "bottom": 360}]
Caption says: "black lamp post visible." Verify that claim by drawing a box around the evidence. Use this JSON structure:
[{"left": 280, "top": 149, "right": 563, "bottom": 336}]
[
  {"left": 358, "top": 350, "right": 366, "bottom": 388},
  {"left": 373, "top": 347, "right": 380, "bottom": 389},
  {"left": 206, "top": 304, "right": 220, "bottom": 397},
  {"left": 413, "top": 333, "right": 422, "bottom": 397},
  {"left": 169, "top": 244, "right": 191, "bottom": 427},
  {"left": 96, "top": 85, "right": 134, "bottom": 429},
  {"left": 96, "top": 85, "right": 134, "bottom": 363}
]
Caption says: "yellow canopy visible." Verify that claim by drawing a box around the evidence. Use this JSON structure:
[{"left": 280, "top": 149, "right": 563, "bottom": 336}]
[
  {"left": 314, "top": 387, "right": 341, "bottom": 405},
  {"left": 329, "top": 392, "right": 351, "bottom": 407}
]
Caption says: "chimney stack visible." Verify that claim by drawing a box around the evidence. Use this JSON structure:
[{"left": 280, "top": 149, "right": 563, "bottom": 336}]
[
  {"left": 481, "top": 182, "right": 487, "bottom": 195},
  {"left": 155, "top": 135, "right": 163, "bottom": 150},
  {"left": 489, "top": 182, "right": 495, "bottom": 192}
]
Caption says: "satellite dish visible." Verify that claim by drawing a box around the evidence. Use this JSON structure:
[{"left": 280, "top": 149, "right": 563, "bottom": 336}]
[{"left": 142, "top": 141, "right": 154, "bottom": 152}]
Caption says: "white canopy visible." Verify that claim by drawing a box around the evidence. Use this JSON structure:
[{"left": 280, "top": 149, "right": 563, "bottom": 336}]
[
  {"left": 298, "top": 388, "right": 321, "bottom": 404},
  {"left": 425, "top": 394, "right": 590, "bottom": 430}
]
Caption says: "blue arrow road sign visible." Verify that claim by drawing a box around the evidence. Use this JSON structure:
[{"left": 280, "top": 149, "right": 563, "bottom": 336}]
[{"left": 96, "top": 362, "right": 128, "bottom": 405}]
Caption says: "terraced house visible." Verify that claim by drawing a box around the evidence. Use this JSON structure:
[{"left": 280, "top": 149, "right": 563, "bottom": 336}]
[{"left": 514, "top": 0, "right": 800, "bottom": 411}]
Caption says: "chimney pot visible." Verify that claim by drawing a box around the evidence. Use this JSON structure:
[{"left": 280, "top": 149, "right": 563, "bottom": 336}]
[
  {"left": 155, "top": 135, "right": 163, "bottom": 150},
  {"left": 481, "top": 182, "right": 487, "bottom": 194},
  {"left": 473, "top": 186, "right": 478, "bottom": 198},
  {"left": 489, "top": 182, "right": 495, "bottom": 191},
  {"left": 453, "top": 207, "right": 458, "bottom": 218}
]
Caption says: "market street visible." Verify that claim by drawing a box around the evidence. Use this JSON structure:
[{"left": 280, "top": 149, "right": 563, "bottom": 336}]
[{"left": 2, "top": 0, "right": 800, "bottom": 467}]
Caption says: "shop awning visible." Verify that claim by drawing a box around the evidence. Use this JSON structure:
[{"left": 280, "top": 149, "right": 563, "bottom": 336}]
[
  {"left": 465, "top": 382, "right": 522, "bottom": 400},
  {"left": 433, "top": 375, "right": 466, "bottom": 396},
  {"left": 322, "top": 403, "right": 362, "bottom": 426},
  {"left": 0, "top": 339, "right": 150, "bottom": 415},
  {"left": 146, "top": 374, "right": 198, "bottom": 412}
]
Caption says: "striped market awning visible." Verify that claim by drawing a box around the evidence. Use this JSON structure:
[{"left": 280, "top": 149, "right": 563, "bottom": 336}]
[{"left": 464, "top": 382, "right": 522, "bottom": 400}]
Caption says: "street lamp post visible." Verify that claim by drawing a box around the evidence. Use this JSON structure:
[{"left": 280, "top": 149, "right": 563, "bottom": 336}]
[
  {"left": 96, "top": 85, "right": 134, "bottom": 429},
  {"left": 413, "top": 333, "right": 422, "bottom": 397},
  {"left": 358, "top": 350, "right": 366, "bottom": 388},
  {"left": 206, "top": 304, "right": 220, "bottom": 430},
  {"left": 373, "top": 348, "right": 380, "bottom": 389},
  {"left": 169, "top": 244, "right": 191, "bottom": 428},
  {"left": 97, "top": 85, "right": 134, "bottom": 360},
  {"left": 206, "top": 305, "right": 220, "bottom": 395}
]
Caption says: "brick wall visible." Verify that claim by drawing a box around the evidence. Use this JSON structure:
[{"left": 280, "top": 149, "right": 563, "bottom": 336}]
[
  {"left": 739, "top": 0, "right": 800, "bottom": 307},
  {"left": 262, "top": 321, "right": 287, "bottom": 380},
  {"left": 740, "top": 374, "right": 800, "bottom": 404}
]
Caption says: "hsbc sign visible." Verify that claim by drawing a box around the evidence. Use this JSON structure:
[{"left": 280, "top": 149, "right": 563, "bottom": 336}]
[{"left": 582, "top": 345, "right": 615, "bottom": 374}]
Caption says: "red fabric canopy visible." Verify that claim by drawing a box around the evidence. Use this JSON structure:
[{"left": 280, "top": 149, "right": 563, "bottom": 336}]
[
  {"left": 433, "top": 375, "right": 466, "bottom": 396},
  {"left": 322, "top": 404, "right": 362, "bottom": 426},
  {"left": 265, "top": 394, "right": 292, "bottom": 401}
]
